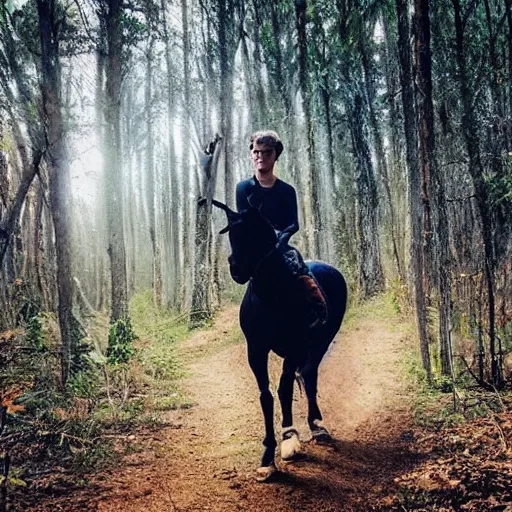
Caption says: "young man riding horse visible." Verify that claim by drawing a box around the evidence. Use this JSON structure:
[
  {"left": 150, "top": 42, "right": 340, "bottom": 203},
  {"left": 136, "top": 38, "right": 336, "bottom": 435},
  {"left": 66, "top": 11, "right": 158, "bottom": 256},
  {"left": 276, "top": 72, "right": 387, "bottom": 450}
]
[
  {"left": 236, "top": 130, "right": 328, "bottom": 329},
  {"left": 202, "top": 131, "right": 346, "bottom": 481}
]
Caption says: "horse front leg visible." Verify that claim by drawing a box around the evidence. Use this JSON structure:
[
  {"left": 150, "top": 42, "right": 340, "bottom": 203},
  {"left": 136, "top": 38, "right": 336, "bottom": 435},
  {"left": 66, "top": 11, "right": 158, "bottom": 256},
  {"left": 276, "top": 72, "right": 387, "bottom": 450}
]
[
  {"left": 248, "top": 349, "right": 277, "bottom": 481},
  {"left": 278, "top": 358, "right": 301, "bottom": 461},
  {"left": 301, "top": 358, "right": 331, "bottom": 442}
]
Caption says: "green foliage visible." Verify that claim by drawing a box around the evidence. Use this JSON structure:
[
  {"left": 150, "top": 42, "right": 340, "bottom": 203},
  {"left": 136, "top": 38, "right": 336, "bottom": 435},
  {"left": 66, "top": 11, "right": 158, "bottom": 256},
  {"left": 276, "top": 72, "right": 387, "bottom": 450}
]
[
  {"left": 485, "top": 171, "right": 512, "bottom": 208},
  {"left": 25, "top": 313, "right": 47, "bottom": 352},
  {"left": 343, "top": 291, "right": 409, "bottom": 332},
  {"left": 71, "top": 440, "right": 117, "bottom": 473},
  {"left": 65, "top": 365, "right": 100, "bottom": 399},
  {"left": 388, "top": 277, "right": 410, "bottom": 316},
  {"left": 402, "top": 335, "right": 510, "bottom": 430},
  {"left": 130, "top": 290, "right": 187, "bottom": 388},
  {"left": 106, "top": 317, "right": 137, "bottom": 366},
  {"left": 122, "top": 13, "right": 147, "bottom": 48}
]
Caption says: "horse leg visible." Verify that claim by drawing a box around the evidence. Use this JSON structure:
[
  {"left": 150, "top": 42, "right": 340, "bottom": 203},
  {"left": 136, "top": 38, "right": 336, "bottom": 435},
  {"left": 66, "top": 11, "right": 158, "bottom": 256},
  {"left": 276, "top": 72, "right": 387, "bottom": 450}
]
[
  {"left": 301, "top": 358, "right": 331, "bottom": 442},
  {"left": 277, "top": 358, "right": 301, "bottom": 461},
  {"left": 248, "top": 349, "right": 277, "bottom": 481}
]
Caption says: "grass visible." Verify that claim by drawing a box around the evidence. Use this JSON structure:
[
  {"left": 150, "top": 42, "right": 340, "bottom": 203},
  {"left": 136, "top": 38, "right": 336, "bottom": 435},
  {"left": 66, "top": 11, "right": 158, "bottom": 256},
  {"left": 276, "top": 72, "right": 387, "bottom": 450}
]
[
  {"left": 343, "top": 290, "right": 415, "bottom": 336},
  {"left": 179, "top": 323, "right": 245, "bottom": 365}
]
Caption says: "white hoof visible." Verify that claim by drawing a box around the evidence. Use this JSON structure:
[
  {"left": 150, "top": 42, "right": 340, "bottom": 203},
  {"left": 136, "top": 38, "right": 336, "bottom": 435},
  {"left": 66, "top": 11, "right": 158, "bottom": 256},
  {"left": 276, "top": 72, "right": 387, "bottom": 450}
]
[
  {"left": 255, "top": 464, "right": 276, "bottom": 482},
  {"left": 280, "top": 427, "right": 301, "bottom": 461}
]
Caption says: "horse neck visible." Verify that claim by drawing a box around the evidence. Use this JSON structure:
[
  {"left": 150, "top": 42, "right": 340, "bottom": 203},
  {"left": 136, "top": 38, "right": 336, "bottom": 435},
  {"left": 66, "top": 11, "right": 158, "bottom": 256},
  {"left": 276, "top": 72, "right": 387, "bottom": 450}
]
[{"left": 251, "top": 251, "right": 297, "bottom": 300}]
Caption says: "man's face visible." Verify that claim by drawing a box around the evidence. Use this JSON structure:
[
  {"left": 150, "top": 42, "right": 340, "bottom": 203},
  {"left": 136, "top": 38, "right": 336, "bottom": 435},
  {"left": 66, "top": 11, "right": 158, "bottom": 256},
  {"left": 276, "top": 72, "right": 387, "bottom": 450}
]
[{"left": 251, "top": 142, "right": 276, "bottom": 174}]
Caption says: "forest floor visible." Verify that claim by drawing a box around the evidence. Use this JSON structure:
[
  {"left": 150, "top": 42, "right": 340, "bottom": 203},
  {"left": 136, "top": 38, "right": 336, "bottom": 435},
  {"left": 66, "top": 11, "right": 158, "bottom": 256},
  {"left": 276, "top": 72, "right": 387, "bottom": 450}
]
[{"left": 23, "top": 297, "right": 512, "bottom": 511}]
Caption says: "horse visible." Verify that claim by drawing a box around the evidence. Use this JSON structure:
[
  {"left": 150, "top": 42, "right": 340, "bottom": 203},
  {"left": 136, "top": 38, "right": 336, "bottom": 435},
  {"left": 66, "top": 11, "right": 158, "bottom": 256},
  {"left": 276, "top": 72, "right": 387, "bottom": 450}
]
[{"left": 204, "top": 198, "right": 348, "bottom": 482}]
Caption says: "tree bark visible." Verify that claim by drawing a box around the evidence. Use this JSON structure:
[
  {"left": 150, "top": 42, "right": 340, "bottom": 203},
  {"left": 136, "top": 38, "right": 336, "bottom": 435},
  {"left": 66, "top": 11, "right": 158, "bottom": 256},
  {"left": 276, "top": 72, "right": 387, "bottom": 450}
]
[
  {"left": 396, "top": 0, "right": 432, "bottom": 381},
  {"left": 36, "top": 0, "right": 74, "bottom": 384},
  {"left": 360, "top": 38, "right": 404, "bottom": 283},
  {"left": 190, "top": 135, "right": 222, "bottom": 327},
  {"left": 414, "top": 0, "right": 452, "bottom": 377},
  {"left": 218, "top": 0, "right": 236, "bottom": 209},
  {"left": 451, "top": 0, "right": 501, "bottom": 386},
  {"left": 180, "top": 0, "right": 192, "bottom": 311},
  {"left": 350, "top": 91, "right": 385, "bottom": 299},
  {"left": 295, "top": 0, "right": 321, "bottom": 259},
  {"left": 144, "top": 31, "right": 162, "bottom": 308},
  {"left": 104, "top": 0, "right": 128, "bottom": 322}
]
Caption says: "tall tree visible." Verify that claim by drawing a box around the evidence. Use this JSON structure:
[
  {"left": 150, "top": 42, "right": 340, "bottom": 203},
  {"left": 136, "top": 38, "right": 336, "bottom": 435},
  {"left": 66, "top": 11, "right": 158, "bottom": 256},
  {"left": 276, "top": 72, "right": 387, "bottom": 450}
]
[
  {"left": 295, "top": 0, "right": 321, "bottom": 259},
  {"left": 190, "top": 134, "right": 222, "bottom": 327},
  {"left": 103, "top": 0, "right": 129, "bottom": 322},
  {"left": 36, "top": 0, "right": 75, "bottom": 383},
  {"left": 396, "top": 0, "right": 432, "bottom": 380},
  {"left": 451, "top": 0, "right": 501, "bottom": 386},
  {"left": 144, "top": 8, "right": 162, "bottom": 307},
  {"left": 413, "top": 0, "right": 452, "bottom": 376}
]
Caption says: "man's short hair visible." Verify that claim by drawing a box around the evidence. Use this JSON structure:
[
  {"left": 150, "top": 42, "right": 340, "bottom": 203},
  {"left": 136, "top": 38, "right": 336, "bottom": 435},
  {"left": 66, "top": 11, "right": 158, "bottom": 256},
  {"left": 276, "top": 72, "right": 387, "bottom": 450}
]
[{"left": 249, "top": 130, "right": 284, "bottom": 160}]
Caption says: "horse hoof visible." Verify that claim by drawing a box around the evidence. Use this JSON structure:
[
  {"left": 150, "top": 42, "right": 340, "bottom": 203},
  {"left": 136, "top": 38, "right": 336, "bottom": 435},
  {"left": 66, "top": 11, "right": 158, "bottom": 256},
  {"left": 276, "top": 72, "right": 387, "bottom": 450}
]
[
  {"left": 311, "top": 421, "right": 332, "bottom": 443},
  {"left": 255, "top": 464, "right": 277, "bottom": 482},
  {"left": 281, "top": 427, "right": 301, "bottom": 461},
  {"left": 312, "top": 429, "right": 331, "bottom": 443}
]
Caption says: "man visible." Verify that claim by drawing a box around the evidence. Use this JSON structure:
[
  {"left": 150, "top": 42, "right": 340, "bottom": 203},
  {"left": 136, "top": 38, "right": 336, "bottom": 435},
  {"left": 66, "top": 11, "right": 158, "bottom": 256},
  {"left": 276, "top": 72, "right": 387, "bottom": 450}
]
[{"left": 236, "top": 130, "right": 327, "bottom": 328}]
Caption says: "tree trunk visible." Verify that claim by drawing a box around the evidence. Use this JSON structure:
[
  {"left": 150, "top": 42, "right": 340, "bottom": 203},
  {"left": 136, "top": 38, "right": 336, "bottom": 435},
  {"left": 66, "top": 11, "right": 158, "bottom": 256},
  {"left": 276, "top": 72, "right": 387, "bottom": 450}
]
[
  {"left": 190, "top": 135, "right": 222, "bottom": 327},
  {"left": 451, "top": 0, "right": 501, "bottom": 386},
  {"left": 350, "top": 91, "right": 385, "bottom": 298},
  {"left": 144, "top": 32, "right": 162, "bottom": 308},
  {"left": 218, "top": 0, "right": 236, "bottom": 209},
  {"left": 36, "top": 0, "right": 74, "bottom": 384},
  {"left": 94, "top": 20, "right": 109, "bottom": 311},
  {"left": 396, "top": 0, "right": 432, "bottom": 381},
  {"left": 104, "top": 0, "right": 128, "bottom": 322},
  {"left": 360, "top": 38, "right": 404, "bottom": 283},
  {"left": 414, "top": 0, "right": 452, "bottom": 377},
  {"left": 295, "top": 0, "right": 321, "bottom": 259},
  {"left": 179, "top": 0, "right": 192, "bottom": 311}
]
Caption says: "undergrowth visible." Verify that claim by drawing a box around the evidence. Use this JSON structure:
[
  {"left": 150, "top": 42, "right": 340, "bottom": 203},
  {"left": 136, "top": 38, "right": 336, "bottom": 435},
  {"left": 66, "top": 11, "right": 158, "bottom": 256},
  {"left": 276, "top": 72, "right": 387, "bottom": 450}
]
[
  {"left": 401, "top": 330, "right": 511, "bottom": 431},
  {"left": 0, "top": 290, "right": 206, "bottom": 508}
]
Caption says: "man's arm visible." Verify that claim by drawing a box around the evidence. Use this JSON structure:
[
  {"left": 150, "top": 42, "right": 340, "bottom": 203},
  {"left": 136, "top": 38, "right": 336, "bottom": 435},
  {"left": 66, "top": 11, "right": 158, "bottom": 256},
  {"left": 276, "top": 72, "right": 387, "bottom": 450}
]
[{"left": 276, "top": 187, "right": 299, "bottom": 248}]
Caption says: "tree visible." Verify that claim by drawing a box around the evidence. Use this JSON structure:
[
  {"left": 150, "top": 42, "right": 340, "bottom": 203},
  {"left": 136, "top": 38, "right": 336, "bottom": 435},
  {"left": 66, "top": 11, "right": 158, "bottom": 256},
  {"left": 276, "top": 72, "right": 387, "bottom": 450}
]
[
  {"left": 36, "top": 0, "right": 75, "bottom": 383},
  {"left": 190, "top": 134, "right": 222, "bottom": 327},
  {"left": 451, "top": 0, "right": 501, "bottom": 386},
  {"left": 295, "top": 0, "right": 321, "bottom": 259},
  {"left": 396, "top": 0, "right": 432, "bottom": 380},
  {"left": 413, "top": 0, "right": 452, "bottom": 377},
  {"left": 102, "top": 0, "right": 129, "bottom": 322}
]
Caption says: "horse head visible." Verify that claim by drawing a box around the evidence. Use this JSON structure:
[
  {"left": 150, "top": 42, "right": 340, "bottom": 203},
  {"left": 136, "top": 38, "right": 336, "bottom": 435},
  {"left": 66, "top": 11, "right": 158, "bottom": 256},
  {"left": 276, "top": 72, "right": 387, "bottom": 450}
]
[{"left": 198, "top": 198, "right": 277, "bottom": 285}]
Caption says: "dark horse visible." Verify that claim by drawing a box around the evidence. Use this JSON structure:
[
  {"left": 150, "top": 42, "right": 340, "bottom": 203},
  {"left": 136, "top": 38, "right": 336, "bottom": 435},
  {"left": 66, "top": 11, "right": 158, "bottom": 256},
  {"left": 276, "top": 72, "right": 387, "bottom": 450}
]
[{"left": 205, "top": 199, "right": 348, "bottom": 481}]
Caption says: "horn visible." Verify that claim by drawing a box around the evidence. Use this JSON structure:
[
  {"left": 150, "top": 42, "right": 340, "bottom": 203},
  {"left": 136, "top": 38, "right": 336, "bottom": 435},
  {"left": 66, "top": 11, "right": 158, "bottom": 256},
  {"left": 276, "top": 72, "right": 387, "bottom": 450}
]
[{"left": 198, "top": 198, "right": 240, "bottom": 234}]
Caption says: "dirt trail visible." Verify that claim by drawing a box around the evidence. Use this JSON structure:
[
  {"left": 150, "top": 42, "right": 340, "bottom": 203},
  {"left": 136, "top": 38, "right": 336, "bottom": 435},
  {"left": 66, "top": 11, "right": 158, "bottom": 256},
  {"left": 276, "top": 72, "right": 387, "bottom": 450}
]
[{"left": 87, "top": 305, "right": 415, "bottom": 511}]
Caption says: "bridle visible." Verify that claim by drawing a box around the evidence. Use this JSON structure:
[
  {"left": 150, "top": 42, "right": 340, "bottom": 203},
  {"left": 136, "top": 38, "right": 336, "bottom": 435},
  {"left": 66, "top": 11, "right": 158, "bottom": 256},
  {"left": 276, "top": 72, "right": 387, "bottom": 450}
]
[{"left": 252, "top": 246, "right": 278, "bottom": 279}]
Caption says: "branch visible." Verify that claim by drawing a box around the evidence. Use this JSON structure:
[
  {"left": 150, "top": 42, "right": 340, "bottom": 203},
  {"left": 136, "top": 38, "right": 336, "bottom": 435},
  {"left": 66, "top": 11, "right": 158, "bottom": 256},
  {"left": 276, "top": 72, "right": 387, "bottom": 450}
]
[
  {"left": 446, "top": 194, "right": 476, "bottom": 203},
  {"left": 459, "top": 355, "right": 494, "bottom": 390},
  {"left": 73, "top": 0, "right": 95, "bottom": 42},
  {"left": 0, "top": 150, "right": 43, "bottom": 266}
]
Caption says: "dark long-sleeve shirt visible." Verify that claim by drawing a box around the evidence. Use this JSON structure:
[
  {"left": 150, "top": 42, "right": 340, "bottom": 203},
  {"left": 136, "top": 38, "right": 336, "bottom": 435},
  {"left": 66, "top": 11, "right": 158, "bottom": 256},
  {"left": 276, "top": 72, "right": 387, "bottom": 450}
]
[{"left": 236, "top": 176, "right": 299, "bottom": 244}]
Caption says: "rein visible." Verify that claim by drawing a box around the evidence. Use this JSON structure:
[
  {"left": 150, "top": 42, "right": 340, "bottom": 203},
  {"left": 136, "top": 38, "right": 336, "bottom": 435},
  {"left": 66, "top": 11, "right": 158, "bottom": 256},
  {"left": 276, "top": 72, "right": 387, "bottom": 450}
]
[{"left": 252, "top": 246, "right": 278, "bottom": 279}]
